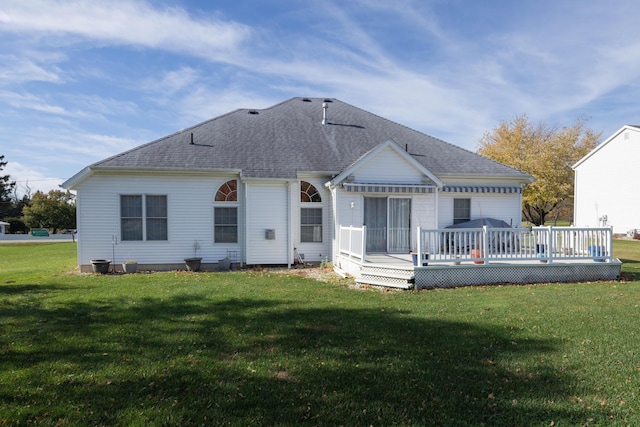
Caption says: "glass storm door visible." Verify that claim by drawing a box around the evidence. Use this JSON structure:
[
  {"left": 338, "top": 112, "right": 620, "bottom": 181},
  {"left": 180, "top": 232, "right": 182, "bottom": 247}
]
[
  {"left": 364, "top": 197, "right": 387, "bottom": 252},
  {"left": 388, "top": 198, "right": 411, "bottom": 253}
]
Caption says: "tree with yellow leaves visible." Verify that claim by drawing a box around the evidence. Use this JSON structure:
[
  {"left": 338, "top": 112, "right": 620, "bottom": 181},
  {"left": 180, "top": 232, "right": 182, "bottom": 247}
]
[{"left": 478, "top": 115, "right": 600, "bottom": 226}]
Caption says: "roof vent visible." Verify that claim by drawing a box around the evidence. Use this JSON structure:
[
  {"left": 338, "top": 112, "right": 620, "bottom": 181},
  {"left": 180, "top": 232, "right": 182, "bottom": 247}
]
[
  {"left": 248, "top": 110, "right": 259, "bottom": 115},
  {"left": 302, "top": 98, "right": 311, "bottom": 102},
  {"left": 322, "top": 102, "right": 329, "bottom": 125},
  {"left": 190, "top": 132, "right": 194, "bottom": 145},
  {"left": 323, "top": 99, "right": 333, "bottom": 103}
]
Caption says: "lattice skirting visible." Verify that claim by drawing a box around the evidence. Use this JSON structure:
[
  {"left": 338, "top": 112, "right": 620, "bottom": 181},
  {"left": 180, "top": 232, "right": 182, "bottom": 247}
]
[{"left": 414, "top": 262, "right": 622, "bottom": 289}]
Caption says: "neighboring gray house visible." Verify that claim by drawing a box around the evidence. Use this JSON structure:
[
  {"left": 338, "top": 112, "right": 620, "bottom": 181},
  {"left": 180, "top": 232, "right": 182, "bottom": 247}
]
[{"left": 63, "top": 97, "right": 532, "bottom": 272}]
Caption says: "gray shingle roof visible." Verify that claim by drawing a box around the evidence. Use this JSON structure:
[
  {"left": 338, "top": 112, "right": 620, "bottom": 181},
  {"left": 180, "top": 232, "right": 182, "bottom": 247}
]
[{"left": 91, "top": 97, "right": 530, "bottom": 180}]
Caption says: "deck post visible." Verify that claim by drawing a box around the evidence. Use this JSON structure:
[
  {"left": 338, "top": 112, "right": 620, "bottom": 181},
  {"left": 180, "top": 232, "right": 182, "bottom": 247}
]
[
  {"left": 547, "top": 226, "right": 554, "bottom": 264},
  {"left": 361, "top": 225, "right": 367, "bottom": 263},
  {"left": 482, "top": 225, "right": 489, "bottom": 264},
  {"left": 416, "top": 226, "right": 422, "bottom": 267},
  {"left": 607, "top": 226, "right": 613, "bottom": 262}
]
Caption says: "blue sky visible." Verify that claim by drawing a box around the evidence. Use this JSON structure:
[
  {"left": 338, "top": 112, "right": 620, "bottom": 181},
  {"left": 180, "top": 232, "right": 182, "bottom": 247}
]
[{"left": 2, "top": 0, "right": 639, "bottom": 196}]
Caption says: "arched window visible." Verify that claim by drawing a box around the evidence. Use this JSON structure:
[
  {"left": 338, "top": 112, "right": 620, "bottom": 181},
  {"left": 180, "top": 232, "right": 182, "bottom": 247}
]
[
  {"left": 300, "top": 181, "right": 321, "bottom": 203},
  {"left": 216, "top": 179, "right": 237, "bottom": 202},
  {"left": 300, "top": 181, "right": 322, "bottom": 242},
  {"left": 214, "top": 180, "right": 238, "bottom": 243}
]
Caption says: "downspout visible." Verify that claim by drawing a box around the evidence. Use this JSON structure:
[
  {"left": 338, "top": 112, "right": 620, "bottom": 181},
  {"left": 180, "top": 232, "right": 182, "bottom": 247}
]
[
  {"left": 242, "top": 180, "right": 247, "bottom": 267},
  {"left": 434, "top": 186, "right": 440, "bottom": 229},
  {"left": 331, "top": 183, "right": 339, "bottom": 265},
  {"left": 572, "top": 170, "right": 578, "bottom": 226},
  {"left": 287, "top": 181, "right": 292, "bottom": 269}
]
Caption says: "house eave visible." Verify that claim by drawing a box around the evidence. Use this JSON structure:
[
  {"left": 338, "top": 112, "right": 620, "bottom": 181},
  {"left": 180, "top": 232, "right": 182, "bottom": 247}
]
[
  {"left": 61, "top": 166, "right": 245, "bottom": 189},
  {"left": 572, "top": 125, "right": 636, "bottom": 169}
]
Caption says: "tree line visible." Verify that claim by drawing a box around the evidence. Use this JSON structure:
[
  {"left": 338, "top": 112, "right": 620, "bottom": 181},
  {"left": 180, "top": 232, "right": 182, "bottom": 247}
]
[{"left": 0, "top": 155, "right": 76, "bottom": 234}]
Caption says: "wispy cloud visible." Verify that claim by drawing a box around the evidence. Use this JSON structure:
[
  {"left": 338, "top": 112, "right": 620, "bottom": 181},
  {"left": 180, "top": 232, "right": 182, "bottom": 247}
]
[
  {"left": 142, "top": 67, "right": 201, "bottom": 96},
  {"left": 0, "top": 90, "right": 71, "bottom": 115},
  {"left": 1, "top": 0, "right": 252, "bottom": 62},
  {"left": 0, "top": 55, "right": 62, "bottom": 84}
]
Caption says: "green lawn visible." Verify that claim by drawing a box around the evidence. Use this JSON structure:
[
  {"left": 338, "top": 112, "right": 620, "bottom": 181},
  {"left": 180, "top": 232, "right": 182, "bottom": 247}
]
[{"left": 1, "top": 242, "right": 639, "bottom": 426}]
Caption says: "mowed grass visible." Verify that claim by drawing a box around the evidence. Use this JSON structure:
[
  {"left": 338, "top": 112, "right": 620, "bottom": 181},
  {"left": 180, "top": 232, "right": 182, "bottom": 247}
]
[{"left": 1, "top": 242, "right": 639, "bottom": 426}]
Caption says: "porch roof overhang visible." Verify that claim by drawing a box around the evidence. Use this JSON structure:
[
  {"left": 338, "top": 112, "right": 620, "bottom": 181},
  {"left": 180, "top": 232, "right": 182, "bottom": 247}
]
[{"left": 342, "top": 182, "right": 436, "bottom": 193}]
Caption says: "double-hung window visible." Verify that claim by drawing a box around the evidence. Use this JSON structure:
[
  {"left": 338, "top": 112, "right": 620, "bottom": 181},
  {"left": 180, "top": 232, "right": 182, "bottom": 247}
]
[
  {"left": 300, "top": 181, "right": 322, "bottom": 243},
  {"left": 453, "top": 198, "right": 471, "bottom": 224},
  {"left": 120, "top": 195, "right": 167, "bottom": 241},
  {"left": 214, "top": 180, "right": 238, "bottom": 243}
]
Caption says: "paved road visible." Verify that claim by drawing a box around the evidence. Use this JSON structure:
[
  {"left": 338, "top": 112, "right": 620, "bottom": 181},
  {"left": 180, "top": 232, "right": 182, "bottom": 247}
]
[{"left": 0, "top": 235, "right": 76, "bottom": 243}]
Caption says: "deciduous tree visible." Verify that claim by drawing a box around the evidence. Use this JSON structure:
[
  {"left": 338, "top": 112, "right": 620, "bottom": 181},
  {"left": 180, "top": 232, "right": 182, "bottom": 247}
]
[
  {"left": 478, "top": 115, "right": 600, "bottom": 226},
  {"left": 22, "top": 190, "right": 76, "bottom": 233}
]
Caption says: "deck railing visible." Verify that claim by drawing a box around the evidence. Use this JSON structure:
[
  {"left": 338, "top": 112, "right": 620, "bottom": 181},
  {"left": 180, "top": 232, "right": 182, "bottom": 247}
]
[
  {"left": 417, "top": 226, "right": 613, "bottom": 265},
  {"left": 338, "top": 225, "right": 366, "bottom": 262}
]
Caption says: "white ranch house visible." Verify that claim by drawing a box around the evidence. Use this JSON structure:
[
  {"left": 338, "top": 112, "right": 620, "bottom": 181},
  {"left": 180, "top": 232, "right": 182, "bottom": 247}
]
[
  {"left": 573, "top": 125, "right": 640, "bottom": 235},
  {"left": 63, "top": 98, "right": 620, "bottom": 287}
]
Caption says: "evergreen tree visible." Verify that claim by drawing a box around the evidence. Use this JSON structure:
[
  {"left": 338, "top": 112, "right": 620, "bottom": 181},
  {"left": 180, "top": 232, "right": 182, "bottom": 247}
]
[{"left": 0, "top": 155, "right": 17, "bottom": 219}]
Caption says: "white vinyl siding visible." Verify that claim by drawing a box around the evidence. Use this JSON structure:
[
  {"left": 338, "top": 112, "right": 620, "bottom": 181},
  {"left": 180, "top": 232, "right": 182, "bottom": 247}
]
[
  {"left": 574, "top": 128, "right": 640, "bottom": 233},
  {"left": 438, "top": 191, "right": 521, "bottom": 229},
  {"left": 245, "top": 182, "right": 288, "bottom": 264},
  {"left": 74, "top": 174, "right": 240, "bottom": 267},
  {"left": 351, "top": 146, "right": 424, "bottom": 183}
]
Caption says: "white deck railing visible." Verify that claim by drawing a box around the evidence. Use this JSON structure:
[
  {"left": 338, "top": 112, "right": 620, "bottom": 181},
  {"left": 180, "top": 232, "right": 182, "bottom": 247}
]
[
  {"left": 417, "top": 226, "right": 613, "bottom": 264},
  {"left": 338, "top": 225, "right": 366, "bottom": 262},
  {"left": 339, "top": 225, "right": 613, "bottom": 266}
]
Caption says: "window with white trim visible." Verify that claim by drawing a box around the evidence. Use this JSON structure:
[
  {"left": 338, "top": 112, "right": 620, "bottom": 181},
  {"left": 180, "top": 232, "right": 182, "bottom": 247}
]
[
  {"left": 120, "top": 194, "right": 167, "bottom": 241},
  {"left": 300, "top": 181, "right": 322, "bottom": 242},
  {"left": 453, "top": 198, "right": 471, "bottom": 224},
  {"left": 214, "top": 180, "right": 238, "bottom": 243}
]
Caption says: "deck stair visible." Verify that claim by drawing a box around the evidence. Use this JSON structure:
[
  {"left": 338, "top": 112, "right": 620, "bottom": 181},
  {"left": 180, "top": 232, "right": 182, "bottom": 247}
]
[{"left": 356, "top": 264, "right": 415, "bottom": 289}]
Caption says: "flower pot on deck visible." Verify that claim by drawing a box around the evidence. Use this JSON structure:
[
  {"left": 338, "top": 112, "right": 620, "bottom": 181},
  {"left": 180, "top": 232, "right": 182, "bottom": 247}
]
[
  {"left": 411, "top": 252, "right": 428, "bottom": 266},
  {"left": 588, "top": 246, "right": 606, "bottom": 262},
  {"left": 471, "top": 249, "right": 484, "bottom": 264}
]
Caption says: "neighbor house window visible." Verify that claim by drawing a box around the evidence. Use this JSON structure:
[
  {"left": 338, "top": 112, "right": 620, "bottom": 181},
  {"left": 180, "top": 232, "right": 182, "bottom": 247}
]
[
  {"left": 214, "top": 180, "right": 238, "bottom": 243},
  {"left": 300, "top": 181, "right": 322, "bottom": 242},
  {"left": 453, "top": 198, "right": 471, "bottom": 224},
  {"left": 121, "top": 195, "right": 168, "bottom": 241}
]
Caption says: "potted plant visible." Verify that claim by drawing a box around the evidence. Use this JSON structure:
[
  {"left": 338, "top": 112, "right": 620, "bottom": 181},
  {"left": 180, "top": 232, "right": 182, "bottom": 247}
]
[
  {"left": 471, "top": 248, "right": 484, "bottom": 264},
  {"left": 122, "top": 260, "right": 137, "bottom": 274},
  {"left": 184, "top": 240, "right": 202, "bottom": 271},
  {"left": 90, "top": 259, "right": 111, "bottom": 274}
]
